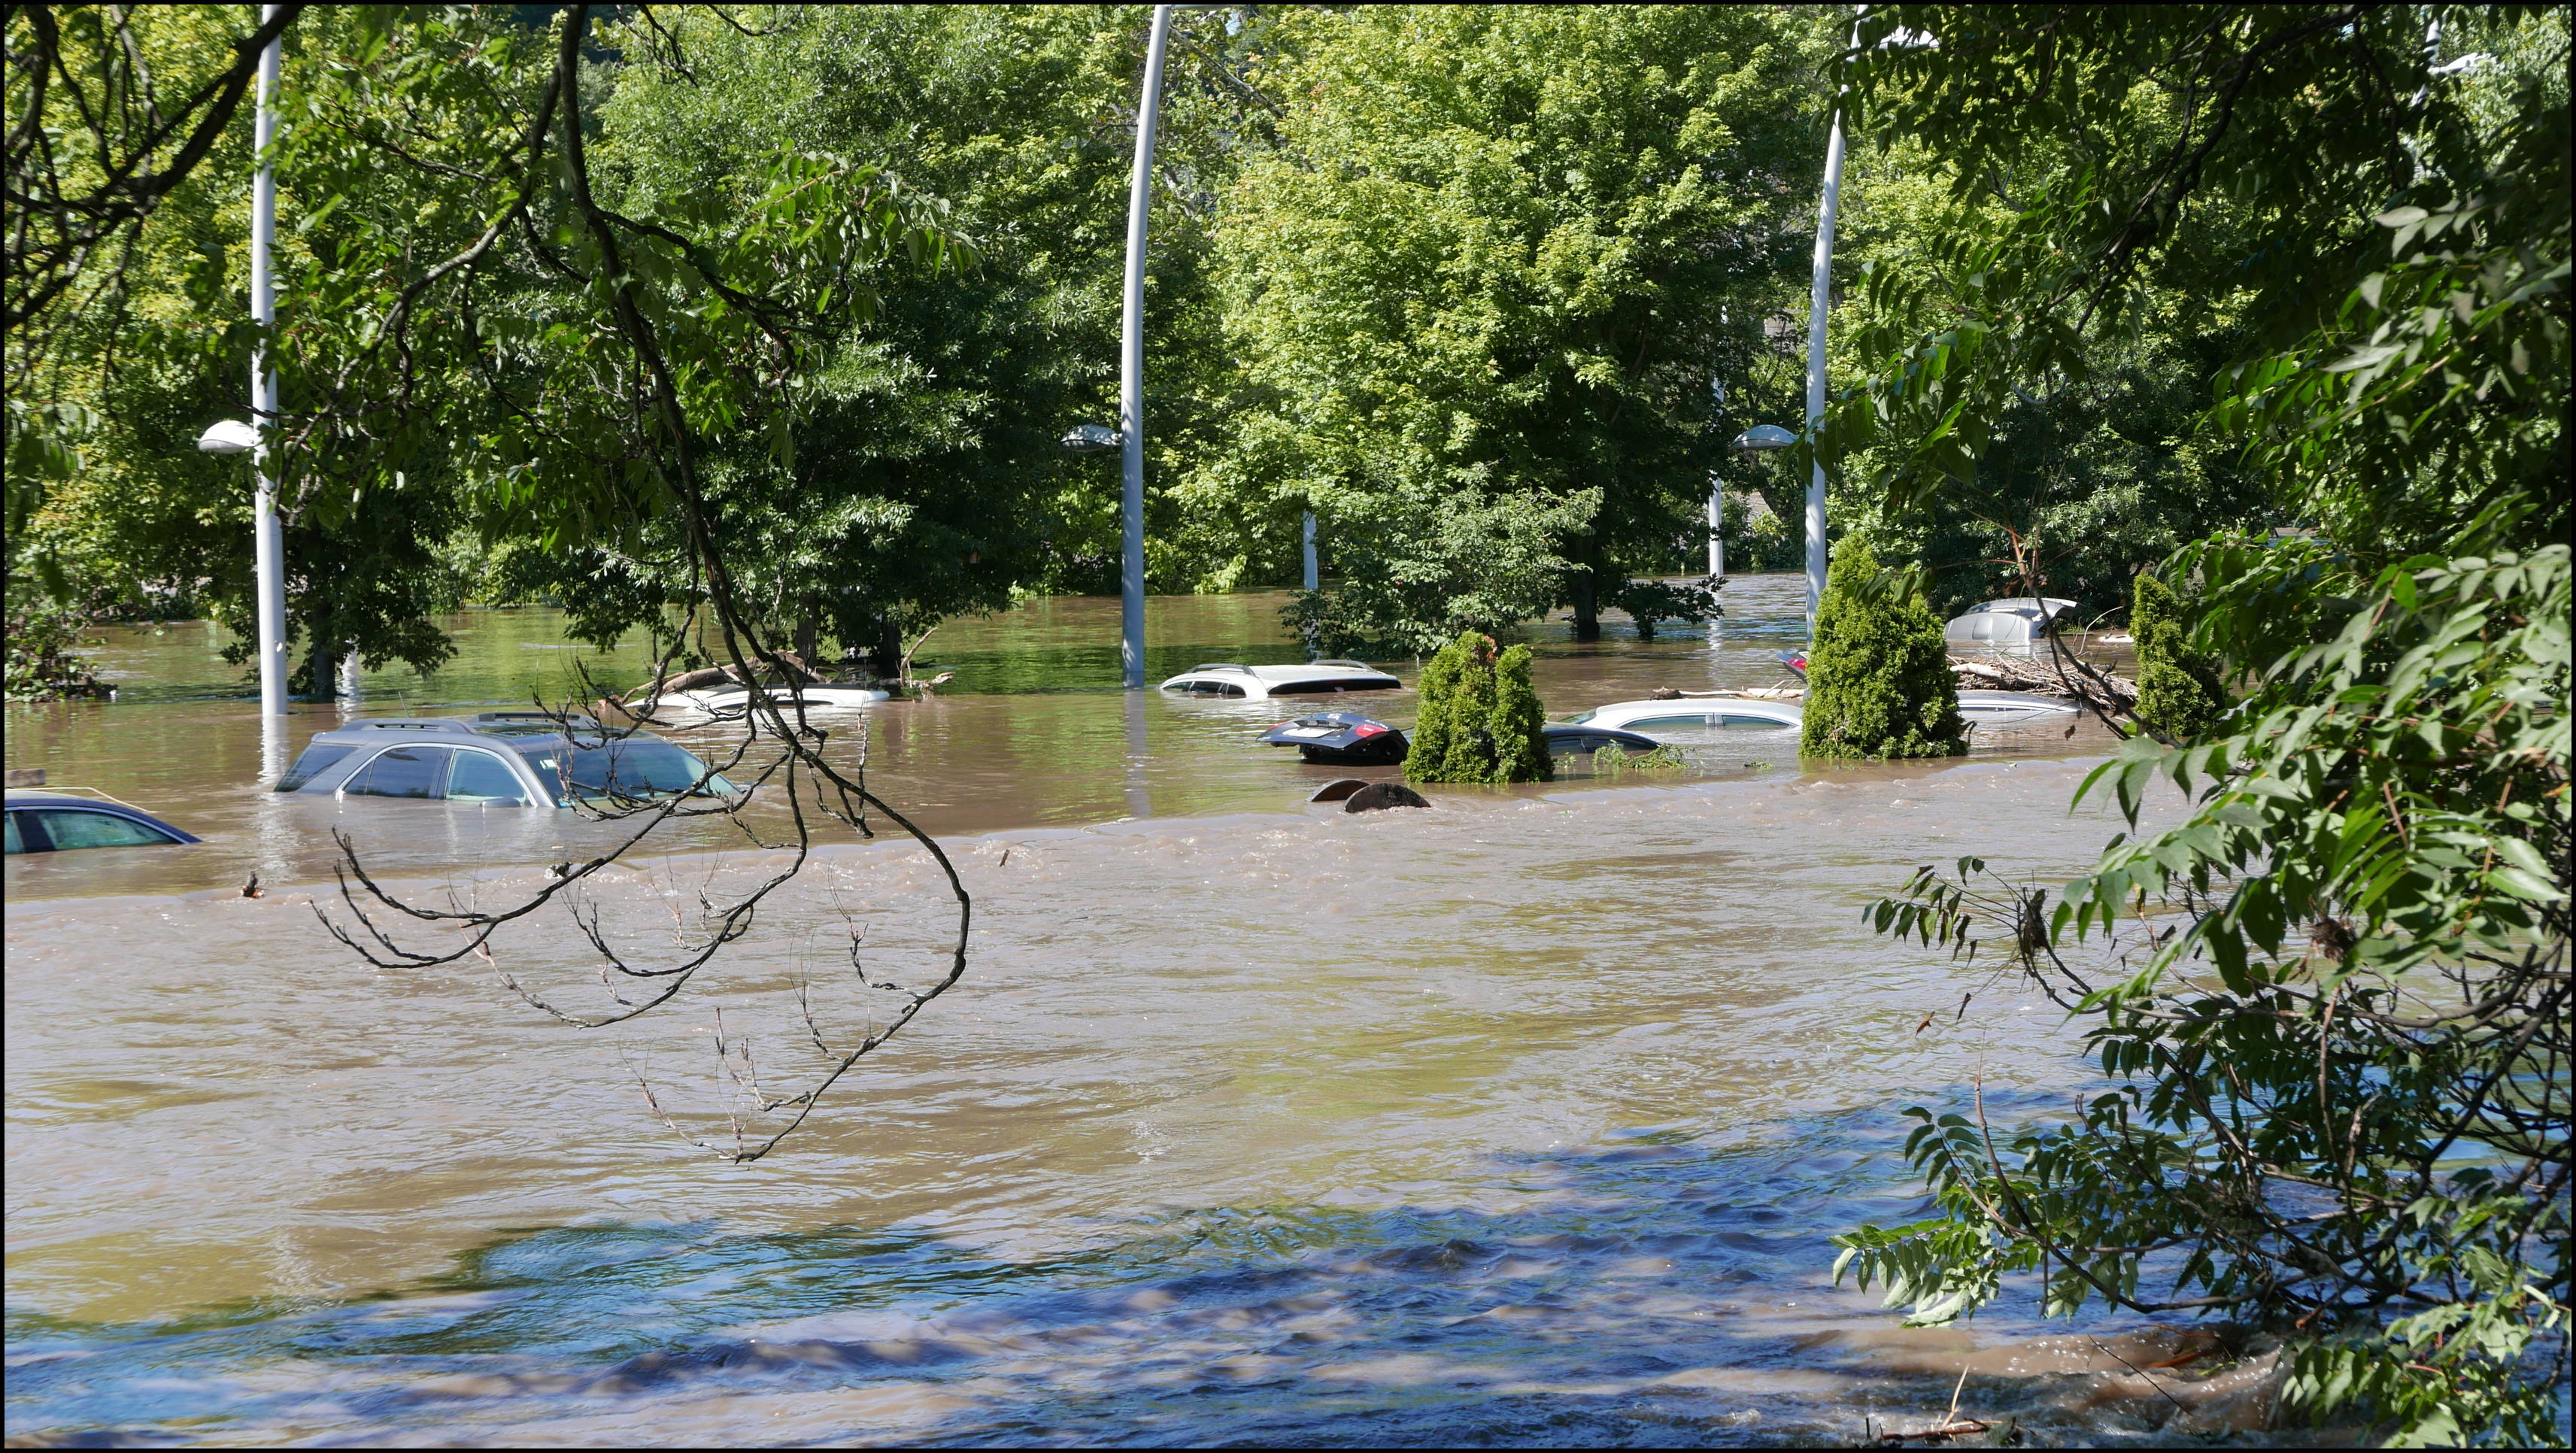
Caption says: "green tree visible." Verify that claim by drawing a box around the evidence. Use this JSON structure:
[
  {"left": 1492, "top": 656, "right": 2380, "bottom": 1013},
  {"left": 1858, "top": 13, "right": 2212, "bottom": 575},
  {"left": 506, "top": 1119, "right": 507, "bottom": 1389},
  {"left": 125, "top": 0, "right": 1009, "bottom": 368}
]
[
  {"left": 1211, "top": 4, "right": 1833, "bottom": 646},
  {"left": 8, "top": 5, "right": 471, "bottom": 689},
  {"left": 1832, "top": 7, "right": 2569, "bottom": 1442},
  {"left": 1404, "top": 631, "right": 1549, "bottom": 784},
  {"left": 2129, "top": 569, "right": 2223, "bottom": 741},
  {"left": 1798, "top": 535, "right": 1965, "bottom": 760},
  {"left": 1488, "top": 643, "right": 1551, "bottom": 784},
  {"left": 482, "top": 6, "right": 1157, "bottom": 663}
]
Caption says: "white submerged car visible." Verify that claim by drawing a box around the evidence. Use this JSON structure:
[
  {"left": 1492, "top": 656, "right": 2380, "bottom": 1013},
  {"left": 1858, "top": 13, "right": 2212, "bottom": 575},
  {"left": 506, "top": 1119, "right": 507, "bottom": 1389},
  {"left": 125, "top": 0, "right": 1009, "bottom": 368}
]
[
  {"left": 1567, "top": 690, "right": 2077, "bottom": 742},
  {"left": 1562, "top": 697, "right": 1804, "bottom": 739},
  {"left": 1954, "top": 690, "right": 2081, "bottom": 726},
  {"left": 1945, "top": 596, "right": 2077, "bottom": 648},
  {"left": 1158, "top": 660, "right": 1403, "bottom": 701},
  {"left": 651, "top": 681, "right": 894, "bottom": 719}
]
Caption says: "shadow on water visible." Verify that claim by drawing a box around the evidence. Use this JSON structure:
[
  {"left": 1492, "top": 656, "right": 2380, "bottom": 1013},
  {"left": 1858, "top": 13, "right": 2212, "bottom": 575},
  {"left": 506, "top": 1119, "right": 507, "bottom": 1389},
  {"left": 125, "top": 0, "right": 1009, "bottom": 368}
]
[{"left": 5, "top": 1094, "right": 2301, "bottom": 1449}]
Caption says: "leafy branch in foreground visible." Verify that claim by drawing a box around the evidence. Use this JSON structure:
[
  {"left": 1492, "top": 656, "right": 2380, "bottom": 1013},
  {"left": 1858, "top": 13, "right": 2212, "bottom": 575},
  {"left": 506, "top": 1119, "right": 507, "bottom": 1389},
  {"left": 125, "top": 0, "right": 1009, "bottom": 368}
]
[
  {"left": 1846, "top": 523, "right": 2568, "bottom": 1442},
  {"left": 278, "top": 5, "right": 975, "bottom": 1161},
  {"left": 1831, "top": 5, "right": 2568, "bottom": 1443}
]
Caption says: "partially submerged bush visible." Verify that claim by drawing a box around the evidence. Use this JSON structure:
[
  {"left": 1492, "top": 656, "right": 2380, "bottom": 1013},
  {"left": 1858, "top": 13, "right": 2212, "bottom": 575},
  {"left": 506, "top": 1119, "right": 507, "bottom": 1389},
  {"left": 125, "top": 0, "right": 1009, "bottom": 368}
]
[
  {"left": 1588, "top": 742, "right": 1688, "bottom": 777},
  {"left": 1798, "top": 537, "right": 1965, "bottom": 760},
  {"left": 1406, "top": 632, "right": 1552, "bottom": 784},
  {"left": 2131, "top": 570, "right": 2226, "bottom": 741},
  {"left": 4, "top": 590, "right": 111, "bottom": 702}
]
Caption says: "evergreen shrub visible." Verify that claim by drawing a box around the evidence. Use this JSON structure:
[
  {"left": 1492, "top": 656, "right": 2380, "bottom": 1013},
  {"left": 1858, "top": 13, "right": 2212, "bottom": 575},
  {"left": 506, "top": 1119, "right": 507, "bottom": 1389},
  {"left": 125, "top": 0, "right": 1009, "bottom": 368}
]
[
  {"left": 1405, "top": 632, "right": 1552, "bottom": 784},
  {"left": 2130, "top": 570, "right": 2226, "bottom": 740},
  {"left": 1488, "top": 645, "right": 1550, "bottom": 784},
  {"left": 1798, "top": 536, "right": 1966, "bottom": 760}
]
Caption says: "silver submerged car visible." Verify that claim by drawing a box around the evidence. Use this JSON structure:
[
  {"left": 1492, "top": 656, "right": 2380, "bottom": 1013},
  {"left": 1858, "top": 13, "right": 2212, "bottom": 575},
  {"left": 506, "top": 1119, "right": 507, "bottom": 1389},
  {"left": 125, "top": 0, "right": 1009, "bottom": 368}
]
[
  {"left": 1158, "top": 660, "right": 1403, "bottom": 700},
  {"left": 273, "top": 713, "right": 738, "bottom": 807}
]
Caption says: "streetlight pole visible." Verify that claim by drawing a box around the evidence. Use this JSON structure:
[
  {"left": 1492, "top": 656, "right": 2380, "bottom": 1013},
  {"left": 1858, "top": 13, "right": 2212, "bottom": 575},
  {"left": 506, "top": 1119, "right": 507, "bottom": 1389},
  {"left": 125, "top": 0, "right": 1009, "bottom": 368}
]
[
  {"left": 1118, "top": 4, "right": 1175, "bottom": 690},
  {"left": 250, "top": 3, "right": 287, "bottom": 718},
  {"left": 1802, "top": 91, "right": 1846, "bottom": 639}
]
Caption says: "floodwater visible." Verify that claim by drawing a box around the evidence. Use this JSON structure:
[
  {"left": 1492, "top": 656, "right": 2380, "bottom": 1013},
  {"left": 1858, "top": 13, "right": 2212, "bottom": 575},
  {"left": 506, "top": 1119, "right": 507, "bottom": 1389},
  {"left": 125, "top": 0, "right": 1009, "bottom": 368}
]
[{"left": 8, "top": 581, "right": 2265, "bottom": 1446}]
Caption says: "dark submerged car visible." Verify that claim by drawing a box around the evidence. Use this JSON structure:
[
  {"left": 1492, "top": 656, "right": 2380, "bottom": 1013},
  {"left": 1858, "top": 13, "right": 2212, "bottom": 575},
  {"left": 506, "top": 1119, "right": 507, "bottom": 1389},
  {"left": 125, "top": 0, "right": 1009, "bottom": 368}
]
[
  {"left": 274, "top": 713, "right": 739, "bottom": 807},
  {"left": 5, "top": 793, "right": 201, "bottom": 854},
  {"left": 1260, "top": 714, "right": 1665, "bottom": 767},
  {"left": 1541, "top": 723, "right": 1667, "bottom": 759},
  {"left": 1260, "top": 711, "right": 1412, "bottom": 765}
]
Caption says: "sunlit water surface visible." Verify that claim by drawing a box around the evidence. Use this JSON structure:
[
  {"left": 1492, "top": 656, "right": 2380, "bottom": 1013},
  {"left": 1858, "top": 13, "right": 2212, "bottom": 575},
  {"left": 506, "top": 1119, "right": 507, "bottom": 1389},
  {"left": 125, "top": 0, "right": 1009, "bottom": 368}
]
[{"left": 9, "top": 584, "right": 2262, "bottom": 1446}]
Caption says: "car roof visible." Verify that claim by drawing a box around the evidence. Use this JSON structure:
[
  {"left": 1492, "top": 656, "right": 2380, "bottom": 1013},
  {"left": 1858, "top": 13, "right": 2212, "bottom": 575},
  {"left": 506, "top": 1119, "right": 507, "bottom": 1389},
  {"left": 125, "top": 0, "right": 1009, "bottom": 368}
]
[
  {"left": 1584, "top": 697, "right": 1804, "bottom": 720},
  {"left": 305, "top": 712, "right": 608, "bottom": 745},
  {"left": 1170, "top": 662, "right": 1397, "bottom": 682},
  {"left": 1956, "top": 689, "right": 2079, "bottom": 710},
  {"left": 5, "top": 794, "right": 200, "bottom": 842},
  {"left": 1963, "top": 596, "right": 2076, "bottom": 617},
  {"left": 1541, "top": 723, "right": 1661, "bottom": 743}
]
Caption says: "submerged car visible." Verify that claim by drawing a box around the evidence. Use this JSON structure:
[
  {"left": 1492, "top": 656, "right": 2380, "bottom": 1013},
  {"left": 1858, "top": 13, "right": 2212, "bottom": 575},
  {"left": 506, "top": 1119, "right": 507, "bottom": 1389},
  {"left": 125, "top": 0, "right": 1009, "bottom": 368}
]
[
  {"left": 1261, "top": 713, "right": 1667, "bottom": 766},
  {"left": 5, "top": 791, "right": 201, "bottom": 854},
  {"left": 1562, "top": 698, "right": 1806, "bottom": 739},
  {"left": 1260, "top": 711, "right": 1410, "bottom": 764},
  {"left": 1542, "top": 723, "right": 1669, "bottom": 758},
  {"left": 273, "top": 714, "right": 739, "bottom": 807},
  {"left": 1953, "top": 689, "right": 2081, "bottom": 726},
  {"left": 1944, "top": 596, "right": 2078, "bottom": 648},
  {"left": 1160, "top": 660, "right": 1403, "bottom": 700},
  {"left": 645, "top": 681, "right": 894, "bottom": 720}
]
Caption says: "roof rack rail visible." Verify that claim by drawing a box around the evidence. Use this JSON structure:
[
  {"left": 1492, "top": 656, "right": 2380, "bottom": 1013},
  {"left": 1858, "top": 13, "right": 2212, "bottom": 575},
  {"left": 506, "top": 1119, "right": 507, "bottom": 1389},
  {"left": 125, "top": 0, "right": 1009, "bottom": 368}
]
[
  {"left": 1311, "top": 658, "right": 1379, "bottom": 670},
  {"left": 3, "top": 783, "right": 145, "bottom": 811},
  {"left": 465, "top": 711, "right": 600, "bottom": 730},
  {"left": 346, "top": 719, "right": 464, "bottom": 731},
  {"left": 1186, "top": 662, "right": 1252, "bottom": 673}
]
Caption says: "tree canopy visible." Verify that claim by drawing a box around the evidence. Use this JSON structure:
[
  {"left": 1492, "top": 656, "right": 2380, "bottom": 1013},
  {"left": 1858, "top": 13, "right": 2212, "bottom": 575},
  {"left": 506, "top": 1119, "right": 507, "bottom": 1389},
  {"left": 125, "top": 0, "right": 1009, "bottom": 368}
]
[{"left": 1832, "top": 6, "right": 2568, "bottom": 1442}]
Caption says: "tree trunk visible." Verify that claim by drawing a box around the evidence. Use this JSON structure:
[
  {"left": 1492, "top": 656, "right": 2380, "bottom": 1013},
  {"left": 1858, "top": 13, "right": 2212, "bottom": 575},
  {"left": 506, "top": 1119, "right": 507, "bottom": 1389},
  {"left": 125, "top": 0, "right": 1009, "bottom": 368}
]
[
  {"left": 1570, "top": 571, "right": 1601, "bottom": 642},
  {"left": 869, "top": 614, "right": 902, "bottom": 681},
  {"left": 793, "top": 608, "right": 818, "bottom": 671}
]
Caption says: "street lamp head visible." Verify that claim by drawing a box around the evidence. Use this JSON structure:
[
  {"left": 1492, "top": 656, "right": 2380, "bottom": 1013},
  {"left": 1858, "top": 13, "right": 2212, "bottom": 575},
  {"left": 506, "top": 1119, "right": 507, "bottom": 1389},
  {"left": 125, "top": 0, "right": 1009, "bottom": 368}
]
[
  {"left": 1060, "top": 423, "right": 1124, "bottom": 453},
  {"left": 197, "top": 419, "right": 262, "bottom": 454},
  {"left": 1730, "top": 423, "right": 1797, "bottom": 456}
]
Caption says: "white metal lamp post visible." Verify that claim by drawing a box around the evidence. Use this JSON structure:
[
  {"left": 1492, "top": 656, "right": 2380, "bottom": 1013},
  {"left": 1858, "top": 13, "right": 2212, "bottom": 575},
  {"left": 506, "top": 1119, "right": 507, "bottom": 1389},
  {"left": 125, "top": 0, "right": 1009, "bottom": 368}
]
[
  {"left": 197, "top": 414, "right": 285, "bottom": 717},
  {"left": 1116, "top": 4, "right": 1177, "bottom": 691},
  {"left": 1801, "top": 93, "right": 1849, "bottom": 638},
  {"left": 198, "top": 6, "right": 290, "bottom": 719}
]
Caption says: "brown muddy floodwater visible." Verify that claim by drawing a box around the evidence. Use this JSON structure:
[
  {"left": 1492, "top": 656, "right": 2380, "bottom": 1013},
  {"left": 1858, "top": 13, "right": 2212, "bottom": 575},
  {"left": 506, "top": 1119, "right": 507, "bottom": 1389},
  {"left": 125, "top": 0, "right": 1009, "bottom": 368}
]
[{"left": 8, "top": 581, "right": 2265, "bottom": 1447}]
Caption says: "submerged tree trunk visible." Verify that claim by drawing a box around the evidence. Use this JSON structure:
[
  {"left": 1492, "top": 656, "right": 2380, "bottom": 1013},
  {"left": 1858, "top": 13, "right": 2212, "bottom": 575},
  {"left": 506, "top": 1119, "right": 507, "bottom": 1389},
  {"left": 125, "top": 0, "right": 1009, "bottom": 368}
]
[
  {"left": 869, "top": 614, "right": 902, "bottom": 681},
  {"left": 1569, "top": 570, "right": 1601, "bottom": 641}
]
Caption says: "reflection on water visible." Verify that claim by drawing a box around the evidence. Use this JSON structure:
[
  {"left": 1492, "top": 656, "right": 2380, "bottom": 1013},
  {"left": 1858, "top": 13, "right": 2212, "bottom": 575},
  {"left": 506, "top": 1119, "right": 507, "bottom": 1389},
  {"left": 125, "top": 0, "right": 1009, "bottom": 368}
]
[{"left": 5, "top": 583, "right": 2209, "bottom": 1445}]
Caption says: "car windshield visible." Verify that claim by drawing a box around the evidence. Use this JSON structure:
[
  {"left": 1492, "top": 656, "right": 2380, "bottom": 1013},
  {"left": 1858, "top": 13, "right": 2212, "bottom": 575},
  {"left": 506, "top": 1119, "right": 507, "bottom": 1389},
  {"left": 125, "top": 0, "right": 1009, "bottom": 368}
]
[
  {"left": 512, "top": 736, "right": 731, "bottom": 802},
  {"left": 276, "top": 742, "right": 354, "bottom": 791}
]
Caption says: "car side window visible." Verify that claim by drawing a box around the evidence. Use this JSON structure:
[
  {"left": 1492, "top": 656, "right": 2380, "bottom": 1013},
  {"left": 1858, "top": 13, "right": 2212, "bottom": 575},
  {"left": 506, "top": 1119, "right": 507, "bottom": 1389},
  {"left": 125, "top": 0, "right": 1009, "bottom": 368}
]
[
  {"left": 4, "top": 811, "right": 26, "bottom": 854},
  {"left": 446, "top": 749, "right": 527, "bottom": 804},
  {"left": 1622, "top": 714, "right": 1711, "bottom": 733},
  {"left": 31, "top": 809, "right": 174, "bottom": 849},
  {"left": 1717, "top": 714, "right": 1793, "bottom": 731},
  {"left": 345, "top": 745, "right": 450, "bottom": 799}
]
